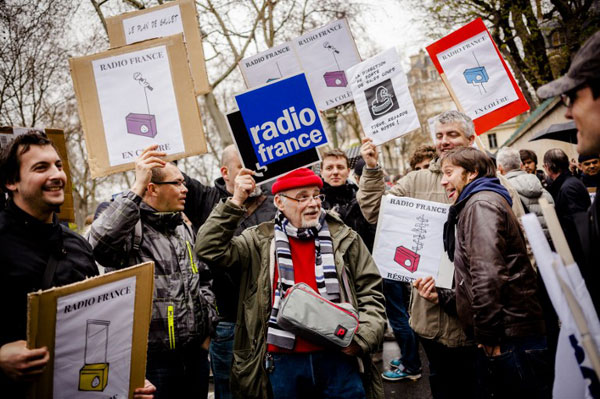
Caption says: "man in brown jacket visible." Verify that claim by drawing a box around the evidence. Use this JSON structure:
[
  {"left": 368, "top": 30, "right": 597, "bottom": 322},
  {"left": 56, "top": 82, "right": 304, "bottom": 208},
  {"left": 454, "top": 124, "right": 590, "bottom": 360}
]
[
  {"left": 435, "top": 147, "right": 549, "bottom": 398},
  {"left": 358, "top": 110, "right": 524, "bottom": 398}
]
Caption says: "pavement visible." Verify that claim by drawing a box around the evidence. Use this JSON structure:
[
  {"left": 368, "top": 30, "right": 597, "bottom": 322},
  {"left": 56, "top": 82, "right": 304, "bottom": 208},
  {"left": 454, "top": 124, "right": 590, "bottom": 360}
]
[{"left": 379, "top": 340, "right": 432, "bottom": 399}]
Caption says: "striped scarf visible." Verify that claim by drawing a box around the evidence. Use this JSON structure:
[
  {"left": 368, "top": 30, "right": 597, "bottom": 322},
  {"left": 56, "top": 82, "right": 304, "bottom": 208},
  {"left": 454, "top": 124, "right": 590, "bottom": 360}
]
[{"left": 266, "top": 210, "right": 340, "bottom": 350}]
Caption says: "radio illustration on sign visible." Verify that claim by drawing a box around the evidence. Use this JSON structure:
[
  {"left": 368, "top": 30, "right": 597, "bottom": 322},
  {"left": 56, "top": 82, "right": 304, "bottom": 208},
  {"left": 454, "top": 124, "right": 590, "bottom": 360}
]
[
  {"left": 323, "top": 42, "right": 348, "bottom": 88},
  {"left": 125, "top": 72, "right": 157, "bottom": 138},
  {"left": 394, "top": 214, "right": 429, "bottom": 273},
  {"left": 266, "top": 62, "right": 283, "bottom": 83},
  {"left": 463, "top": 52, "right": 489, "bottom": 95},
  {"left": 79, "top": 319, "right": 110, "bottom": 392}
]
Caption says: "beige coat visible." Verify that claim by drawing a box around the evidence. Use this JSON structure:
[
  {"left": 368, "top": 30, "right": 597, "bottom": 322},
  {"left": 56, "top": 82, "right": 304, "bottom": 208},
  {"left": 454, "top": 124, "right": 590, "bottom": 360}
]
[{"left": 357, "top": 159, "right": 525, "bottom": 347}]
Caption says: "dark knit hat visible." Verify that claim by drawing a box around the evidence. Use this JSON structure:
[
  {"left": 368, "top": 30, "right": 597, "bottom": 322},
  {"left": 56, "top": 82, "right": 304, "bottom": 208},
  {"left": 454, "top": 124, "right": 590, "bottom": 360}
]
[
  {"left": 579, "top": 153, "right": 600, "bottom": 163},
  {"left": 271, "top": 168, "right": 323, "bottom": 194}
]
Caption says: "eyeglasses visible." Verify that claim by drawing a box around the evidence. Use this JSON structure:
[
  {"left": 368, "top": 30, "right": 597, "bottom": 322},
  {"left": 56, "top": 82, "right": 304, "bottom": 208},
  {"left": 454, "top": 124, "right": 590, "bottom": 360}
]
[
  {"left": 151, "top": 180, "right": 186, "bottom": 187},
  {"left": 279, "top": 193, "right": 325, "bottom": 204},
  {"left": 560, "top": 84, "right": 586, "bottom": 108}
]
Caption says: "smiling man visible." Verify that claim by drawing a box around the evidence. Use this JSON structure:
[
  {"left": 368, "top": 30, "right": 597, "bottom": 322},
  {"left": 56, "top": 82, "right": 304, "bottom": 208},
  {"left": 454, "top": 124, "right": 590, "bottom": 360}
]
[
  {"left": 438, "top": 147, "right": 549, "bottom": 398},
  {"left": 89, "top": 145, "right": 217, "bottom": 399},
  {"left": 195, "top": 167, "right": 386, "bottom": 399}
]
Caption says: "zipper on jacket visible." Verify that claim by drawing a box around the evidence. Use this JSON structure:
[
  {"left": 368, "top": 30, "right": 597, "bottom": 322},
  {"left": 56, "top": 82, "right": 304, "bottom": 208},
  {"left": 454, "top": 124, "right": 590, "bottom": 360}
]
[
  {"left": 186, "top": 240, "right": 198, "bottom": 274},
  {"left": 168, "top": 305, "right": 176, "bottom": 349}
]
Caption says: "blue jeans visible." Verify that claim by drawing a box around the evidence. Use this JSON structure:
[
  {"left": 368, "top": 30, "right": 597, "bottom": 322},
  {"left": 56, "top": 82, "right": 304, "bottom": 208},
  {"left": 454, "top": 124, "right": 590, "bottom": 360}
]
[
  {"left": 209, "top": 321, "right": 235, "bottom": 399},
  {"left": 383, "top": 279, "right": 421, "bottom": 372},
  {"left": 476, "top": 336, "right": 551, "bottom": 399},
  {"left": 146, "top": 342, "right": 210, "bottom": 399},
  {"left": 267, "top": 351, "right": 366, "bottom": 399}
]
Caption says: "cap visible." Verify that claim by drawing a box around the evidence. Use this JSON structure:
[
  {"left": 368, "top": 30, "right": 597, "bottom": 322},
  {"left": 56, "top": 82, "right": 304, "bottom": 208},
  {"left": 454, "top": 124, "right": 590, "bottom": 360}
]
[
  {"left": 537, "top": 31, "right": 600, "bottom": 98},
  {"left": 579, "top": 153, "right": 600, "bottom": 163},
  {"left": 271, "top": 168, "right": 323, "bottom": 194}
]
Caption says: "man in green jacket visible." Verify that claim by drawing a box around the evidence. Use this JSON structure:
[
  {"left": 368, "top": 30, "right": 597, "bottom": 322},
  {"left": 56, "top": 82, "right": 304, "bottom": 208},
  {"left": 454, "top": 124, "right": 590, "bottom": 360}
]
[{"left": 195, "top": 167, "right": 386, "bottom": 399}]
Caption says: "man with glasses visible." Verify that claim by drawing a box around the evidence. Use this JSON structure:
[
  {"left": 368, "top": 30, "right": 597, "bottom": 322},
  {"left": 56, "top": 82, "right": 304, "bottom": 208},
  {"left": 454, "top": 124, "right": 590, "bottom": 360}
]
[
  {"left": 537, "top": 30, "right": 600, "bottom": 314},
  {"left": 89, "top": 145, "right": 217, "bottom": 399},
  {"left": 195, "top": 167, "right": 386, "bottom": 399}
]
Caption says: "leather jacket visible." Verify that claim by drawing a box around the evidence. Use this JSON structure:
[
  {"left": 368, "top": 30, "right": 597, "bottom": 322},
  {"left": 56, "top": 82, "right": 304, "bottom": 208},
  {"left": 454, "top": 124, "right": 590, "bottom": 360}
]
[{"left": 452, "top": 190, "right": 545, "bottom": 345}]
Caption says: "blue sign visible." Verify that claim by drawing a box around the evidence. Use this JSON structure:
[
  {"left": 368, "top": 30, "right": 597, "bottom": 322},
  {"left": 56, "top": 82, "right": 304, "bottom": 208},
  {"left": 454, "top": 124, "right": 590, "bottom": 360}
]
[{"left": 235, "top": 73, "right": 327, "bottom": 167}]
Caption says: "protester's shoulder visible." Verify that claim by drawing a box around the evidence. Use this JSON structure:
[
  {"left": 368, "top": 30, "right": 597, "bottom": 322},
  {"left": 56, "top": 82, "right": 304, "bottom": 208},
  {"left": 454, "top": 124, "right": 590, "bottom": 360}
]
[
  {"left": 0, "top": 209, "right": 10, "bottom": 235},
  {"left": 60, "top": 224, "right": 94, "bottom": 252},
  {"left": 510, "top": 172, "right": 545, "bottom": 198},
  {"left": 243, "top": 219, "right": 275, "bottom": 240},
  {"left": 465, "top": 191, "right": 508, "bottom": 213},
  {"left": 392, "top": 166, "right": 441, "bottom": 195}
]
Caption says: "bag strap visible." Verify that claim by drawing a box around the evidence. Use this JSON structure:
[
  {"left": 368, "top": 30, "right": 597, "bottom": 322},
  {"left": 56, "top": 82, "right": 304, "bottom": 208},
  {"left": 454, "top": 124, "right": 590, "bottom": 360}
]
[
  {"left": 42, "top": 251, "right": 61, "bottom": 289},
  {"left": 132, "top": 219, "right": 143, "bottom": 252}
]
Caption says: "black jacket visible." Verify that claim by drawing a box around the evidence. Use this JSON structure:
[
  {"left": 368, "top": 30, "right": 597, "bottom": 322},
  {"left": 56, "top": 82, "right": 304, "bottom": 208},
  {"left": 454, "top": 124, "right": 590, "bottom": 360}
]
[
  {"left": 183, "top": 174, "right": 277, "bottom": 321},
  {"left": 547, "top": 172, "right": 591, "bottom": 264},
  {"left": 321, "top": 180, "right": 377, "bottom": 251},
  {"left": 0, "top": 201, "right": 98, "bottom": 395}
]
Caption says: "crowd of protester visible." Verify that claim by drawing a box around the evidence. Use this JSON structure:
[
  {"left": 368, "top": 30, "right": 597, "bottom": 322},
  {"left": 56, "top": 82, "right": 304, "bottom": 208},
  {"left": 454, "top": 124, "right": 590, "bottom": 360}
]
[{"left": 0, "top": 28, "right": 599, "bottom": 399}]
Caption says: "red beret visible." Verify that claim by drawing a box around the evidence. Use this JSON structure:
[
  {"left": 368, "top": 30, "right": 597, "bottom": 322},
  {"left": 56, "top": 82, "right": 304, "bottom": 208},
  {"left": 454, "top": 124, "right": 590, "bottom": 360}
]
[{"left": 271, "top": 168, "right": 323, "bottom": 194}]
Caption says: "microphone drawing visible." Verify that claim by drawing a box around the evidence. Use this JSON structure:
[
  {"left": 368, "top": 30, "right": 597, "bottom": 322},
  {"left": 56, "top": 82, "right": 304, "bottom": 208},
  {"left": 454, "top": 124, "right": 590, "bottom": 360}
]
[
  {"left": 322, "top": 41, "right": 348, "bottom": 88},
  {"left": 125, "top": 72, "right": 158, "bottom": 138}
]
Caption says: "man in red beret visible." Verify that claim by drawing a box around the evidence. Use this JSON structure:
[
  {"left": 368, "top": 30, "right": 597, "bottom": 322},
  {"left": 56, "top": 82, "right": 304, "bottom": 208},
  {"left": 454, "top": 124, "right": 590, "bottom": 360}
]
[{"left": 195, "top": 167, "right": 386, "bottom": 399}]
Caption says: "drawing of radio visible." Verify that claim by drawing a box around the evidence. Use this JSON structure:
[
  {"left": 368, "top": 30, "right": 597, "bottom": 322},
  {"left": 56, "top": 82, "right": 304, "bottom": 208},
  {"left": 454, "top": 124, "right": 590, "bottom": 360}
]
[
  {"left": 79, "top": 319, "right": 110, "bottom": 392},
  {"left": 463, "top": 66, "right": 489, "bottom": 84},
  {"left": 394, "top": 246, "right": 420, "bottom": 273},
  {"left": 126, "top": 72, "right": 158, "bottom": 138},
  {"left": 323, "top": 42, "right": 348, "bottom": 88}
]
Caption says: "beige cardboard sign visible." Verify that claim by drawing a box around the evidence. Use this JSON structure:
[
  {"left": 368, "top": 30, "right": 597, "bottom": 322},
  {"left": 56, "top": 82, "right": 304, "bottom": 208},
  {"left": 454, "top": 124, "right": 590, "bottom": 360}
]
[
  {"left": 106, "top": 0, "right": 210, "bottom": 95},
  {"left": 27, "top": 262, "right": 154, "bottom": 399},
  {"left": 70, "top": 34, "right": 207, "bottom": 178},
  {"left": 0, "top": 126, "right": 75, "bottom": 224}
]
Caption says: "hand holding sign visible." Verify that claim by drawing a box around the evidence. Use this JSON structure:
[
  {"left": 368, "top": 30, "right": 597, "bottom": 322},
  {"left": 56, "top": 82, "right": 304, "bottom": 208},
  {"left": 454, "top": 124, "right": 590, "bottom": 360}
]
[
  {"left": 414, "top": 276, "right": 439, "bottom": 304},
  {"left": 360, "top": 137, "right": 379, "bottom": 168},
  {"left": 231, "top": 168, "right": 256, "bottom": 207},
  {"left": 132, "top": 144, "right": 167, "bottom": 197},
  {"left": 0, "top": 340, "right": 49, "bottom": 380}
]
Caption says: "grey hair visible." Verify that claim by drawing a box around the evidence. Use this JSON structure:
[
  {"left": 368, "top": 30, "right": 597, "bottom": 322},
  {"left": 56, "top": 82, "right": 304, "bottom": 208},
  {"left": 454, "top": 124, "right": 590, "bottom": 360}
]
[
  {"left": 496, "top": 147, "right": 522, "bottom": 172},
  {"left": 434, "top": 110, "right": 475, "bottom": 138}
]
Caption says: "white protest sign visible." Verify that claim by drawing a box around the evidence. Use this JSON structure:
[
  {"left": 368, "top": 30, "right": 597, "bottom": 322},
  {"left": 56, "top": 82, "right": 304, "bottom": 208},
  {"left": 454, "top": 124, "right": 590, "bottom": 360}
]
[
  {"left": 293, "top": 19, "right": 361, "bottom": 110},
  {"left": 122, "top": 5, "right": 184, "bottom": 44},
  {"left": 348, "top": 48, "right": 420, "bottom": 145},
  {"left": 239, "top": 42, "right": 303, "bottom": 88},
  {"left": 92, "top": 45, "right": 184, "bottom": 167},
  {"left": 54, "top": 277, "right": 136, "bottom": 398},
  {"left": 521, "top": 214, "right": 600, "bottom": 399},
  {"left": 373, "top": 195, "right": 454, "bottom": 288},
  {"left": 437, "top": 31, "right": 518, "bottom": 120}
]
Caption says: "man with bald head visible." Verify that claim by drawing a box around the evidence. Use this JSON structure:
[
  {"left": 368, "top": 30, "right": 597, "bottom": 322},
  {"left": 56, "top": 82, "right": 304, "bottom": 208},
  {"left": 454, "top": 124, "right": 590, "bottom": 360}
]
[{"left": 183, "top": 144, "right": 276, "bottom": 399}]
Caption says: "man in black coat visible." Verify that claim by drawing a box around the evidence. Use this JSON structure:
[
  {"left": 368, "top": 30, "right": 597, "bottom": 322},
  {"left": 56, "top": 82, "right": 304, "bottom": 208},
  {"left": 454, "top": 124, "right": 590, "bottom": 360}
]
[{"left": 184, "top": 144, "right": 276, "bottom": 399}]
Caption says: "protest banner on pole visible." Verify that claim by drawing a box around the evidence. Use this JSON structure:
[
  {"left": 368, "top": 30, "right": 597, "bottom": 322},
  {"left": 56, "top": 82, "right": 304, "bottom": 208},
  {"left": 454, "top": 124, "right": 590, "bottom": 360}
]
[
  {"left": 70, "top": 34, "right": 207, "bottom": 178},
  {"left": 238, "top": 42, "right": 303, "bottom": 89},
  {"left": 372, "top": 195, "right": 454, "bottom": 288},
  {"left": 347, "top": 48, "right": 420, "bottom": 145},
  {"left": 226, "top": 110, "right": 321, "bottom": 185},
  {"left": 106, "top": 0, "right": 210, "bottom": 95},
  {"left": 521, "top": 213, "right": 600, "bottom": 398},
  {"left": 0, "top": 126, "right": 76, "bottom": 225},
  {"left": 239, "top": 19, "right": 361, "bottom": 110},
  {"left": 234, "top": 73, "right": 328, "bottom": 168},
  {"left": 27, "top": 262, "right": 154, "bottom": 399},
  {"left": 426, "top": 18, "right": 529, "bottom": 135}
]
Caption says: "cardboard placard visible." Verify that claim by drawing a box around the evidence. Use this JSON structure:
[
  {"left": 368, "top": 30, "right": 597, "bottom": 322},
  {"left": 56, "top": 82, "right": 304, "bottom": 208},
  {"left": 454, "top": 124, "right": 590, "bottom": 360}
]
[
  {"left": 70, "top": 34, "right": 207, "bottom": 178},
  {"left": 372, "top": 195, "right": 454, "bottom": 288},
  {"left": 27, "top": 262, "right": 154, "bottom": 399},
  {"left": 347, "top": 48, "right": 420, "bottom": 145},
  {"left": 106, "top": 0, "right": 210, "bottom": 95},
  {"left": 226, "top": 110, "right": 321, "bottom": 185},
  {"left": 426, "top": 18, "right": 529, "bottom": 135},
  {"left": 239, "top": 18, "right": 361, "bottom": 110},
  {"left": 0, "top": 126, "right": 75, "bottom": 224},
  {"left": 234, "top": 73, "right": 327, "bottom": 167}
]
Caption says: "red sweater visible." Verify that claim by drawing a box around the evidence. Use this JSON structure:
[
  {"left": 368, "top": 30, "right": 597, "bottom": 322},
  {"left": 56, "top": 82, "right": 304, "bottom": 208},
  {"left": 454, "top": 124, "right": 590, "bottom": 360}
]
[{"left": 267, "top": 237, "right": 324, "bottom": 353}]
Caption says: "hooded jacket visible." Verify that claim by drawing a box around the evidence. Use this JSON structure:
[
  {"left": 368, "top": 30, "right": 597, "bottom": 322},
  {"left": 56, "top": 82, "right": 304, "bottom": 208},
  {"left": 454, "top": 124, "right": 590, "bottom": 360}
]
[
  {"left": 195, "top": 200, "right": 386, "bottom": 399},
  {"left": 505, "top": 169, "right": 554, "bottom": 237},
  {"left": 357, "top": 158, "right": 525, "bottom": 347},
  {"left": 89, "top": 191, "right": 217, "bottom": 353}
]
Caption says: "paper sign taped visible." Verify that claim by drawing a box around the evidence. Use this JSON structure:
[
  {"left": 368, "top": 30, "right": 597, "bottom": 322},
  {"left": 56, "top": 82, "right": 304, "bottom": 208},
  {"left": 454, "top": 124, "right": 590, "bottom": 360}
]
[
  {"left": 239, "top": 42, "right": 303, "bottom": 88},
  {"left": 348, "top": 48, "right": 420, "bottom": 145},
  {"left": 426, "top": 18, "right": 529, "bottom": 134},
  {"left": 373, "top": 195, "right": 454, "bottom": 288}
]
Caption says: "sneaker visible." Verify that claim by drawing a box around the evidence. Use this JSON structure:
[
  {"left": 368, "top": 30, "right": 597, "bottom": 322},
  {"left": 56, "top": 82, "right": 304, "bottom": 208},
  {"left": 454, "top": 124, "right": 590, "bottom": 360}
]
[
  {"left": 381, "top": 368, "right": 422, "bottom": 382},
  {"left": 389, "top": 358, "right": 403, "bottom": 370}
]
